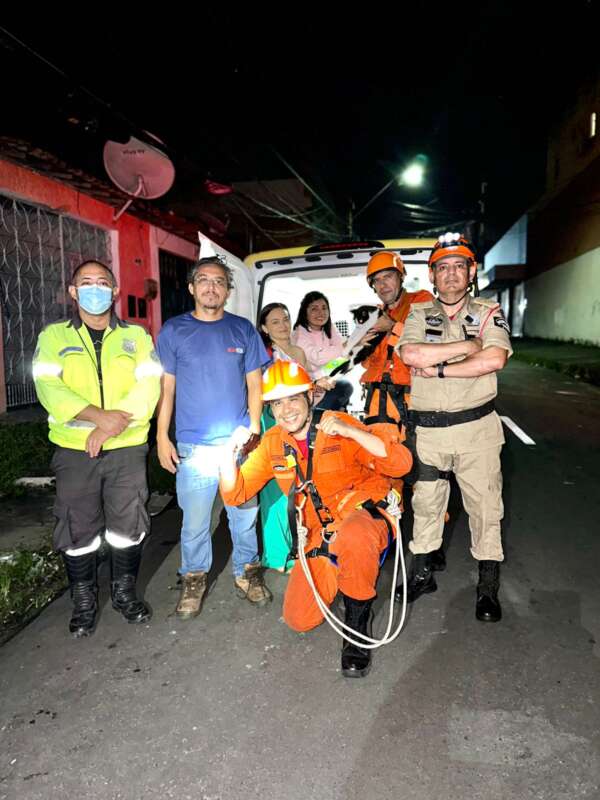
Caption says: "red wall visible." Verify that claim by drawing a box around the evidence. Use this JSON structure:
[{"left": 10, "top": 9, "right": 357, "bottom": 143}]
[{"left": 0, "top": 158, "right": 193, "bottom": 340}]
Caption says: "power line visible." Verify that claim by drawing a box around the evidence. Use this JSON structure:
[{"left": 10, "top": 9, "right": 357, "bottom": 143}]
[
  {"left": 271, "top": 148, "right": 344, "bottom": 227},
  {"left": 230, "top": 197, "right": 284, "bottom": 248},
  {"left": 236, "top": 191, "right": 342, "bottom": 239}
]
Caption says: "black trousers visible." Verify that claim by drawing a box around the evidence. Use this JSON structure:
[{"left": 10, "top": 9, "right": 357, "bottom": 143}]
[{"left": 51, "top": 445, "right": 149, "bottom": 552}]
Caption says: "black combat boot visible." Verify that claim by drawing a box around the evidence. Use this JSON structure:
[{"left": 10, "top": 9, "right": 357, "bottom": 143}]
[
  {"left": 394, "top": 552, "right": 437, "bottom": 604},
  {"left": 62, "top": 552, "right": 98, "bottom": 638},
  {"left": 429, "top": 547, "right": 446, "bottom": 572},
  {"left": 340, "top": 594, "right": 373, "bottom": 678},
  {"left": 475, "top": 560, "right": 502, "bottom": 622},
  {"left": 109, "top": 542, "right": 152, "bottom": 624}
]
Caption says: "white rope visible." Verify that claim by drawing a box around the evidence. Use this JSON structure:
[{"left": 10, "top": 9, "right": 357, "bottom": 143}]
[{"left": 296, "top": 491, "right": 408, "bottom": 650}]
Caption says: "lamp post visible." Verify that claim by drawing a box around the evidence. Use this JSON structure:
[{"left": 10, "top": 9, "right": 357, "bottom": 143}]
[{"left": 350, "top": 157, "right": 426, "bottom": 237}]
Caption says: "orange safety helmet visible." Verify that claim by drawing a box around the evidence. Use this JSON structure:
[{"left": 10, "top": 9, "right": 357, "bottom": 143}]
[
  {"left": 429, "top": 232, "right": 476, "bottom": 268},
  {"left": 262, "top": 360, "right": 313, "bottom": 402},
  {"left": 366, "top": 251, "right": 406, "bottom": 285}
]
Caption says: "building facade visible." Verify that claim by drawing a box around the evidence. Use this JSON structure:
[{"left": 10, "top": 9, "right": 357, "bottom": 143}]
[
  {"left": 482, "top": 74, "right": 600, "bottom": 345},
  {"left": 0, "top": 156, "right": 200, "bottom": 413}
]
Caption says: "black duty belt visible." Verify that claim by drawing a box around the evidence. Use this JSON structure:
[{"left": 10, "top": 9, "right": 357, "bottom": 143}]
[{"left": 408, "top": 399, "right": 495, "bottom": 429}]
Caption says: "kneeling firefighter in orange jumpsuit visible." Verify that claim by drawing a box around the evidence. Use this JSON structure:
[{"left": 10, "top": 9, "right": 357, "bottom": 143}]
[{"left": 220, "top": 360, "right": 412, "bottom": 678}]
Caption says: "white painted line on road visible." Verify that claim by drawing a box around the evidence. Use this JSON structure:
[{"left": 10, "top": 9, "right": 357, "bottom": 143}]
[{"left": 500, "top": 416, "right": 536, "bottom": 445}]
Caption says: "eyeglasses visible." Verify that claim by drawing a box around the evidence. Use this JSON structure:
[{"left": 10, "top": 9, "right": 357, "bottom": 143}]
[
  {"left": 77, "top": 278, "right": 113, "bottom": 288},
  {"left": 193, "top": 275, "right": 228, "bottom": 288}
]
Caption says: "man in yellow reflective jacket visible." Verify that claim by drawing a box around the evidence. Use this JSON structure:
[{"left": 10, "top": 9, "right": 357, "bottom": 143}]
[{"left": 33, "top": 260, "right": 162, "bottom": 638}]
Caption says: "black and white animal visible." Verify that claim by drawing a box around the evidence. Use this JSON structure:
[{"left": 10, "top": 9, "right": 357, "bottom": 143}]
[
  {"left": 348, "top": 304, "right": 387, "bottom": 363},
  {"left": 329, "top": 304, "right": 386, "bottom": 376}
]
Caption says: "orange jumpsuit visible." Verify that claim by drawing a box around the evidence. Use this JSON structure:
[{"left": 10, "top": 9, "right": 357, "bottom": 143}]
[
  {"left": 361, "top": 289, "right": 434, "bottom": 423},
  {"left": 221, "top": 412, "right": 412, "bottom": 632}
]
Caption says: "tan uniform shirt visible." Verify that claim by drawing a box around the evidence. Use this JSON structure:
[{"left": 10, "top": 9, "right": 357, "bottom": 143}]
[{"left": 399, "top": 295, "right": 513, "bottom": 454}]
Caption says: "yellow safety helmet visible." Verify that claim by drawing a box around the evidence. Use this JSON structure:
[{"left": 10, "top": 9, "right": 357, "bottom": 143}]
[{"left": 262, "top": 360, "right": 313, "bottom": 402}]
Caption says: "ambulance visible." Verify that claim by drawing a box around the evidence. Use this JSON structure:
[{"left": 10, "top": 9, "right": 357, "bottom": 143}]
[{"left": 198, "top": 235, "right": 437, "bottom": 411}]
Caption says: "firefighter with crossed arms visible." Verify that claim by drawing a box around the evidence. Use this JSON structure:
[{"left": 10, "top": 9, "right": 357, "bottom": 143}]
[{"left": 396, "top": 233, "right": 512, "bottom": 621}]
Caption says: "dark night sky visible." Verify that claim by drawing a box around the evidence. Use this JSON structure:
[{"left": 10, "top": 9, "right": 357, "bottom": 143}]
[{"left": 2, "top": 1, "right": 599, "bottom": 248}]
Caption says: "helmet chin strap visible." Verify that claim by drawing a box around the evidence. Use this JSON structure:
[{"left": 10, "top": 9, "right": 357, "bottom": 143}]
[
  {"left": 385, "top": 282, "right": 404, "bottom": 310},
  {"left": 436, "top": 288, "right": 471, "bottom": 306},
  {"left": 433, "top": 279, "right": 474, "bottom": 306}
]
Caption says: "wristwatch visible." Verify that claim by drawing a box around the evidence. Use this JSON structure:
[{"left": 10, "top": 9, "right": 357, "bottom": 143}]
[{"left": 437, "top": 363, "right": 445, "bottom": 378}]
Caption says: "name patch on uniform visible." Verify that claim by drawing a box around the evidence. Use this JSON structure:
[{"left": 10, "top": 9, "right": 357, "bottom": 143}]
[
  {"left": 227, "top": 347, "right": 244, "bottom": 354},
  {"left": 320, "top": 445, "right": 342, "bottom": 455},
  {"left": 122, "top": 339, "right": 136, "bottom": 354},
  {"left": 425, "top": 315, "right": 443, "bottom": 326},
  {"left": 494, "top": 316, "right": 510, "bottom": 332}
]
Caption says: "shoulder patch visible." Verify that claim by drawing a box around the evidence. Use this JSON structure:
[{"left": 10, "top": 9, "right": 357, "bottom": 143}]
[
  {"left": 122, "top": 339, "right": 137, "bottom": 354},
  {"left": 493, "top": 316, "right": 511, "bottom": 333}
]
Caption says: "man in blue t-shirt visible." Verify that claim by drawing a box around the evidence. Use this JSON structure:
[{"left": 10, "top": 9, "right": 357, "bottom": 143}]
[{"left": 156, "top": 257, "right": 271, "bottom": 619}]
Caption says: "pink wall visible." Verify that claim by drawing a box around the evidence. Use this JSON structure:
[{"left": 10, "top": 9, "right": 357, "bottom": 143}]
[
  {"left": 0, "top": 158, "right": 200, "bottom": 412},
  {"left": 0, "top": 158, "right": 197, "bottom": 343},
  {"left": 149, "top": 226, "right": 199, "bottom": 330}
]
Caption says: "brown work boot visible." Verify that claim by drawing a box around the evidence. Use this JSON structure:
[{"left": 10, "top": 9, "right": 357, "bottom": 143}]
[
  {"left": 176, "top": 571, "right": 207, "bottom": 619},
  {"left": 234, "top": 563, "right": 272, "bottom": 606}
]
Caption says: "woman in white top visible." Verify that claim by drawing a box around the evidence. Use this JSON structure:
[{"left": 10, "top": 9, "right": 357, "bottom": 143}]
[{"left": 259, "top": 303, "right": 308, "bottom": 367}]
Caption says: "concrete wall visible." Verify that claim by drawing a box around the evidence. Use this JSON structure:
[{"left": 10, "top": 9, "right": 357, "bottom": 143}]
[
  {"left": 524, "top": 246, "right": 600, "bottom": 344},
  {"left": 484, "top": 215, "right": 527, "bottom": 272}
]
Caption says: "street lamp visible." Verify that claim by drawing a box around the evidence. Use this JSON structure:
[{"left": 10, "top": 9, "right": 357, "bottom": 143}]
[
  {"left": 400, "top": 162, "right": 424, "bottom": 187},
  {"left": 352, "top": 156, "right": 427, "bottom": 229}
]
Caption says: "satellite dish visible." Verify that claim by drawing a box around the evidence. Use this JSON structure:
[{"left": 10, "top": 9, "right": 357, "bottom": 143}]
[{"left": 103, "top": 136, "right": 175, "bottom": 221}]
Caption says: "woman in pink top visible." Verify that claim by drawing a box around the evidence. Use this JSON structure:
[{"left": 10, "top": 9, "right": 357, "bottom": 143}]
[{"left": 292, "top": 291, "right": 353, "bottom": 411}]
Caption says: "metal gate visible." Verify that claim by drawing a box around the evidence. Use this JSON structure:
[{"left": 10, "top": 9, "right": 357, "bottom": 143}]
[
  {"left": 0, "top": 194, "right": 112, "bottom": 407},
  {"left": 159, "top": 249, "right": 194, "bottom": 324}
]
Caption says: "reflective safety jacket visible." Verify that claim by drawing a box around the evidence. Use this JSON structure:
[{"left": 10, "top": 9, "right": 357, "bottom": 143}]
[
  {"left": 360, "top": 289, "right": 434, "bottom": 388},
  {"left": 221, "top": 411, "right": 412, "bottom": 549},
  {"left": 33, "top": 313, "right": 162, "bottom": 451}
]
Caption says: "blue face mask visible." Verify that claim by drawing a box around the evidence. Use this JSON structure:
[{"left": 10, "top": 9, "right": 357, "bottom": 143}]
[{"left": 77, "top": 285, "right": 113, "bottom": 315}]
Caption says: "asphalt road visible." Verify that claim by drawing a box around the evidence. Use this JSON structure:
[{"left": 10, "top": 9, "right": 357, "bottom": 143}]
[{"left": 1, "top": 359, "right": 599, "bottom": 800}]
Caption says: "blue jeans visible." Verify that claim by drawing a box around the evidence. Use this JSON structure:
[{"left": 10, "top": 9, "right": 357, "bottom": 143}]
[{"left": 176, "top": 442, "right": 259, "bottom": 577}]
